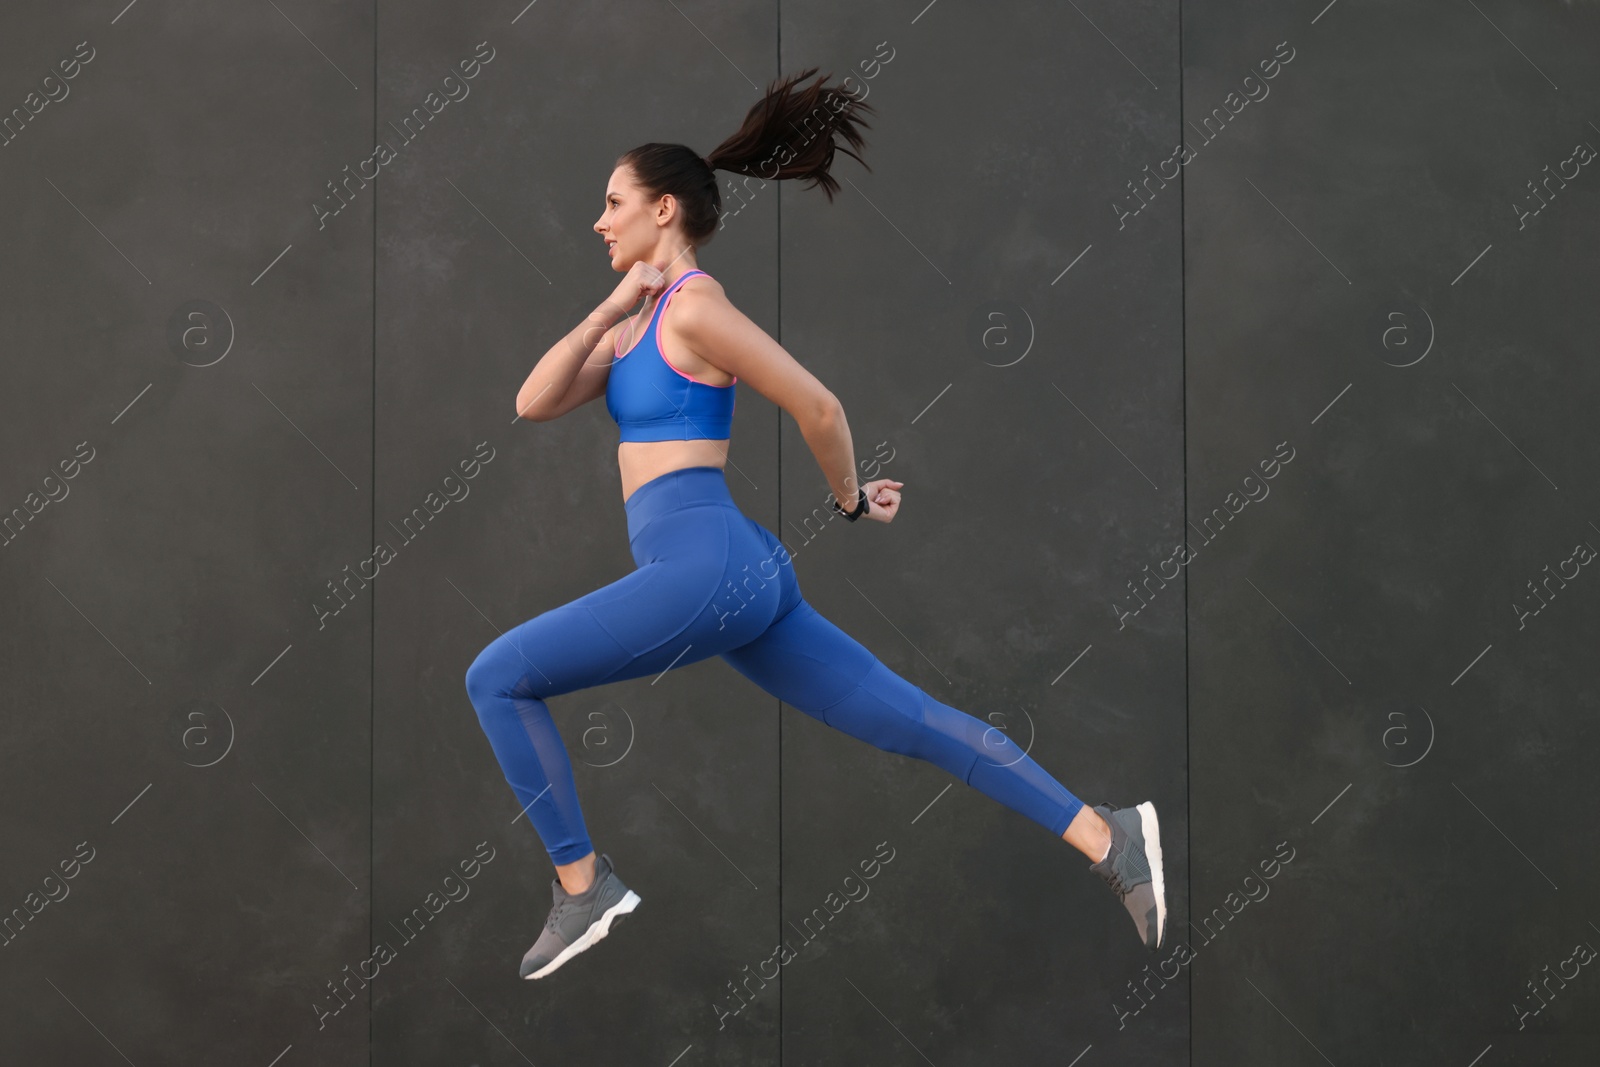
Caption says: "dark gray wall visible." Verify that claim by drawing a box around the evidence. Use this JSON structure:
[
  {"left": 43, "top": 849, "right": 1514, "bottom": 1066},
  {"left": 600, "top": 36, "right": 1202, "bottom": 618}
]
[
  {"left": 1184, "top": 2, "right": 1600, "bottom": 1066},
  {"left": 1, "top": 1, "right": 375, "bottom": 1064},
  {"left": 1, "top": 1, "right": 1594, "bottom": 1066}
]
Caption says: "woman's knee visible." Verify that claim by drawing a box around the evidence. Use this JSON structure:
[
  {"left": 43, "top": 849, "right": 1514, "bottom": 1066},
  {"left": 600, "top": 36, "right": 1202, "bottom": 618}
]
[{"left": 464, "top": 636, "right": 529, "bottom": 710}]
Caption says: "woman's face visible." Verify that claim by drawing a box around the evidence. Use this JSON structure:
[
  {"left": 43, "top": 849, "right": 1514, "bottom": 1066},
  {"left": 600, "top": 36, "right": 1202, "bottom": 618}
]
[{"left": 593, "top": 165, "right": 663, "bottom": 272}]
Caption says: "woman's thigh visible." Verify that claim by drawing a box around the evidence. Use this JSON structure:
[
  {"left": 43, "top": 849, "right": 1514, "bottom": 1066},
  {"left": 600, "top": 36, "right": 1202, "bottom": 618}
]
[
  {"left": 718, "top": 598, "right": 1014, "bottom": 768},
  {"left": 477, "top": 506, "right": 790, "bottom": 699},
  {"left": 718, "top": 598, "right": 879, "bottom": 715},
  {"left": 471, "top": 567, "right": 689, "bottom": 701}
]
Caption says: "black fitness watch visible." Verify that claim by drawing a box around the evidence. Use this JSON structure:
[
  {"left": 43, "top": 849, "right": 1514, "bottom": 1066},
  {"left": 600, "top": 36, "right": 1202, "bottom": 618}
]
[{"left": 831, "top": 487, "right": 870, "bottom": 522}]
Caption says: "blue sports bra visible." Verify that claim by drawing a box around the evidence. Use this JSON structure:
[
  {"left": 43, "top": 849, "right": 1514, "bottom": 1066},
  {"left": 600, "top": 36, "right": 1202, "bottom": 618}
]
[{"left": 605, "top": 268, "right": 737, "bottom": 442}]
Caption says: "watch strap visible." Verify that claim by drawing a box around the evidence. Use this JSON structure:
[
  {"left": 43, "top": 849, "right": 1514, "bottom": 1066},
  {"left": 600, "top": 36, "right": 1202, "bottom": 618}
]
[{"left": 832, "top": 486, "right": 869, "bottom": 522}]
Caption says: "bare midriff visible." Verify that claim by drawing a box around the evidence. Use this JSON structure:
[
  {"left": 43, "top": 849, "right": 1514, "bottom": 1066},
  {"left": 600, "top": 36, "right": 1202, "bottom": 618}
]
[{"left": 618, "top": 439, "right": 730, "bottom": 503}]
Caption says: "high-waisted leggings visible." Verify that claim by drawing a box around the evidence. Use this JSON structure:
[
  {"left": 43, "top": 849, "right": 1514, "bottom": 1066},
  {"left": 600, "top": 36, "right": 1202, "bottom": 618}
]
[{"left": 464, "top": 465, "right": 1084, "bottom": 866}]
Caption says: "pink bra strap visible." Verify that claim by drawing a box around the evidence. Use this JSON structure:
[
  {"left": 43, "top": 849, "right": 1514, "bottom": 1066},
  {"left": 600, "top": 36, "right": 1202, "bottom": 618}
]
[{"left": 614, "top": 269, "right": 710, "bottom": 360}]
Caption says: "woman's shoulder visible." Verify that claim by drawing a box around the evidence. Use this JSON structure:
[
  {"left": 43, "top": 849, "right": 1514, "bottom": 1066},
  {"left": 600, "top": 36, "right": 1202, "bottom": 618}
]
[
  {"left": 667, "top": 272, "right": 730, "bottom": 326},
  {"left": 678, "top": 270, "right": 726, "bottom": 299}
]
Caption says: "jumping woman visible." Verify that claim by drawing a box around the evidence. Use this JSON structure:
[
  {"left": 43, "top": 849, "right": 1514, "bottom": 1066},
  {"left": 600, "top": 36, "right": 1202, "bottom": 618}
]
[{"left": 464, "top": 68, "right": 1166, "bottom": 981}]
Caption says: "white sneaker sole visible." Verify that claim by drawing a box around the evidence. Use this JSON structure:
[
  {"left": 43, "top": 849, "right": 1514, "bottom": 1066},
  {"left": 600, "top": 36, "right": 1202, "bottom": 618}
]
[
  {"left": 524, "top": 889, "right": 641, "bottom": 980},
  {"left": 1136, "top": 801, "right": 1166, "bottom": 949}
]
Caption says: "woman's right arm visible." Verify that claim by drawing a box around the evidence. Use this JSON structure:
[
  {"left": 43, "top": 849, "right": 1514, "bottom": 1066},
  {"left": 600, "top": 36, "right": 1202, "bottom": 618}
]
[
  {"left": 517, "top": 262, "right": 665, "bottom": 421},
  {"left": 514, "top": 298, "right": 631, "bottom": 422}
]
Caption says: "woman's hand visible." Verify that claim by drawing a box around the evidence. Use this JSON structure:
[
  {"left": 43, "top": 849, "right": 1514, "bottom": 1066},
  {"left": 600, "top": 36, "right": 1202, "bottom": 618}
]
[
  {"left": 861, "top": 478, "right": 903, "bottom": 524},
  {"left": 609, "top": 260, "right": 669, "bottom": 312}
]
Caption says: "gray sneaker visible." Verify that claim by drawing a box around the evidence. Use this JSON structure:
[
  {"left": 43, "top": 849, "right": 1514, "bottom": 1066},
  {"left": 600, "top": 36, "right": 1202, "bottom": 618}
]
[
  {"left": 1088, "top": 801, "right": 1166, "bottom": 950},
  {"left": 520, "top": 852, "right": 641, "bottom": 980}
]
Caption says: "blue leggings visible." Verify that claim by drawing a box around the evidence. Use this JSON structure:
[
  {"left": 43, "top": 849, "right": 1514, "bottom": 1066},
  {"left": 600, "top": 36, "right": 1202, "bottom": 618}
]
[{"left": 464, "top": 465, "right": 1084, "bottom": 866}]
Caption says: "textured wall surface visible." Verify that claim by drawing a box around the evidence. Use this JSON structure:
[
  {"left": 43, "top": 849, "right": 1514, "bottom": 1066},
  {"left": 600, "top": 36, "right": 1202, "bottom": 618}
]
[
  {"left": 0, "top": 1, "right": 1594, "bottom": 1065},
  {"left": 1183, "top": 3, "right": 1600, "bottom": 1066}
]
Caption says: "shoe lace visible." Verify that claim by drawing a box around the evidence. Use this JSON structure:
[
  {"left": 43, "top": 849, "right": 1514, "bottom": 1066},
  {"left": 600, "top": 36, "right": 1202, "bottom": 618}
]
[
  {"left": 545, "top": 891, "right": 578, "bottom": 932},
  {"left": 1100, "top": 859, "right": 1130, "bottom": 899},
  {"left": 545, "top": 879, "right": 601, "bottom": 933},
  {"left": 1096, "top": 829, "right": 1133, "bottom": 898}
]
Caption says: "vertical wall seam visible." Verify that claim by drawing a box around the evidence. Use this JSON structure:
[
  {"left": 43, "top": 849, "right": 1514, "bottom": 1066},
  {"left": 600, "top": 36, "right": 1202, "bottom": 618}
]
[
  {"left": 1178, "top": 1, "right": 1190, "bottom": 1063},
  {"left": 369, "top": 3, "right": 378, "bottom": 1064},
  {"left": 774, "top": 4, "right": 783, "bottom": 1063}
]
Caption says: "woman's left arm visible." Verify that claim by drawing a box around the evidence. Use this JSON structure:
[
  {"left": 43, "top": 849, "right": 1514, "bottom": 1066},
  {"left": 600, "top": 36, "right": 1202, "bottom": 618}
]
[{"left": 672, "top": 286, "right": 889, "bottom": 516}]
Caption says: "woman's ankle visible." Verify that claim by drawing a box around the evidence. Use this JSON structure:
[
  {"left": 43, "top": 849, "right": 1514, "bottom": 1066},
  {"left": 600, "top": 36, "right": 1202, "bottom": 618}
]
[
  {"left": 1062, "top": 806, "right": 1112, "bottom": 862},
  {"left": 556, "top": 851, "right": 598, "bottom": 895}
]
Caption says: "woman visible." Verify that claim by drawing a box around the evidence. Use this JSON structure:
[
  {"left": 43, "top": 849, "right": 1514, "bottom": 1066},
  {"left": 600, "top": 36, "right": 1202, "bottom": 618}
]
[{"left": 464, "top": 68, "right": 1165, "bottom": 981}]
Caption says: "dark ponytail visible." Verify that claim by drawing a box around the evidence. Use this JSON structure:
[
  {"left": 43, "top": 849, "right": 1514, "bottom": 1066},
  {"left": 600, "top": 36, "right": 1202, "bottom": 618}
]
[{"left": 619, "top": 67, "right": 875, "bottom": 246}]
